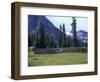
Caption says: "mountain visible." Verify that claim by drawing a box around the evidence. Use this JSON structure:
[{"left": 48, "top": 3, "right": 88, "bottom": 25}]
[
  {"left": 28, "top": 15, "right": 88, "bottom": 47},
  {"left": 66, "top": 31, "right": 88, "bottom": 43},
  {"left": 28, "top": 15, "right": 62, "bottom": 46},
  {"left": 77, "top": 30, "right": 88, "bottom": 43},
  {"left": 28, "top": 15, "right": 61, "bottom": 38}
]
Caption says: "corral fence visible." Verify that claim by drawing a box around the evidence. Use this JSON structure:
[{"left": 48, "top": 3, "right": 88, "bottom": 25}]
[{"left": 33, "top": 47, "right": 87, "bottom": 54}]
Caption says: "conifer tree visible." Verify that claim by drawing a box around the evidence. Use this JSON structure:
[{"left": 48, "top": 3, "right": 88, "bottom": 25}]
[
  {"left": 71, "top": 17, "right": 78, "bottom": 47},
  {"left": 34, "top": 22, "right": 46, "bottom": 48},
  {"left": 62, "top": 23, "right": 67, "bottom": 47}
]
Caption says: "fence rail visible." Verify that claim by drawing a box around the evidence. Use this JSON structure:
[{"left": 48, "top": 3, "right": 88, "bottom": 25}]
[{"left": 33, "top": 47, "right": 87, "bottom": 54}]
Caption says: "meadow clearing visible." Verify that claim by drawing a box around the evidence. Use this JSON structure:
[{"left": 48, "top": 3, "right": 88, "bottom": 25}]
[{"left": 28, "top": 52, "right": 87, "bottom": 66}]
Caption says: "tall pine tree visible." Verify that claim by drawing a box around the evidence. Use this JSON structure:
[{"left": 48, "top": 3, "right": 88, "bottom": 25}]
[
  {"left": 62, "top": 23, "right": 67, "bottom": 47},
  {"left": 59, "top": 24, "right": 67, "bottom": 48},
  {"left": 71, "top": 17, "right": 78, "bottom": 47},
  {"left": 34, "top": 22, "right": 46, "bottom": 48}
]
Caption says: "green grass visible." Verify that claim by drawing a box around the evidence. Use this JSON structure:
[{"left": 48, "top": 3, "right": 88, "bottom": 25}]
[{"left": 28, "top": 52, "right": 87, "bottom": 66}]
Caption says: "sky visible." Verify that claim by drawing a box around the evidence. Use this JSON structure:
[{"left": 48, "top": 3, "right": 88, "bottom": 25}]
[{"left": 46, "top": 16, "right": 88, "bottom": 33}]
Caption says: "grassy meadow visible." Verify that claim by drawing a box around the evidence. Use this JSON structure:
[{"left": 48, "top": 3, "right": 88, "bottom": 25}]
[{"left": 28, "top": 52, "right": 87, "bottom": 66}]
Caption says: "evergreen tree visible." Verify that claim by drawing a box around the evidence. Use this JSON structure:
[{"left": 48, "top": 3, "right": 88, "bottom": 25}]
[
  {"left": 59, "top": 24, "right": 63, "bottom": 48},
  {"left": 59, "top": 24, "right": 67, "bottom": 48},
  {"left": 67, "top": 39, "right": 71, "bottom": 47},
  {"left": 28, "top": 35, "right": 32, "bottom": 47},
  {"left": 62, "top": 23, "right": 67, "bottom": 47},
  {"left": 49, "top": 33, "right": 58, "bottom": 48},
  {"left": 71, "top": 17, "right": 78, "bottom": 47},
  {"left": 34, "top": 25, "right": 58, "bottom": 48},
  {"left": 45, "top": 33, "right": 52, "bottom": 48},
  {"left": 34, "top": 22, "right": 46, "bottom": 48}
]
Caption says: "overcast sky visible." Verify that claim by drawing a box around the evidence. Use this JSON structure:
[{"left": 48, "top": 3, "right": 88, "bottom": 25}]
[{"left": 46, "top": 16, "right": 88, "bottom": 32}]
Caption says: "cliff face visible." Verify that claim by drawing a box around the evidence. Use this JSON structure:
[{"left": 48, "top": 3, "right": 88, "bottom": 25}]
[{"left": 28, "top": 15, "right": 61, "bottom": 40}]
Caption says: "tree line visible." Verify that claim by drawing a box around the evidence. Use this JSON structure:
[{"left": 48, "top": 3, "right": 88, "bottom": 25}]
[{"left": 29, "top": 17, "right": 87, "bottom": 48}]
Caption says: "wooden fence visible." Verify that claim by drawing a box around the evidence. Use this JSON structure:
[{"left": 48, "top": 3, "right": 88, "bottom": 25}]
[{"left": 34, "top": 47, "right": 87, "bottom": 54}]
